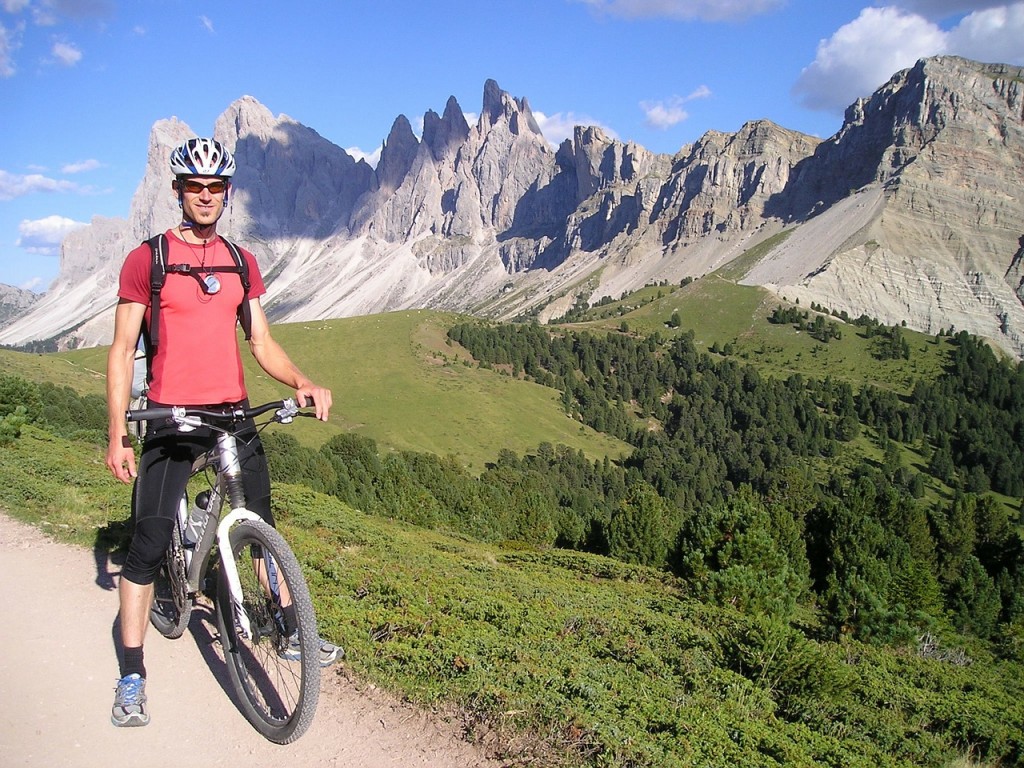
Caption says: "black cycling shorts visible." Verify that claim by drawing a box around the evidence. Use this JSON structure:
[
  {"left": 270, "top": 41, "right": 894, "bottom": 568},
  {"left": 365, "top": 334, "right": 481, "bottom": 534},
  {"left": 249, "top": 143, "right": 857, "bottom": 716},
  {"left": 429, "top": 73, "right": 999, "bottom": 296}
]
[{"left": 121, "top": 400, "right": 274, "bottom": 586}]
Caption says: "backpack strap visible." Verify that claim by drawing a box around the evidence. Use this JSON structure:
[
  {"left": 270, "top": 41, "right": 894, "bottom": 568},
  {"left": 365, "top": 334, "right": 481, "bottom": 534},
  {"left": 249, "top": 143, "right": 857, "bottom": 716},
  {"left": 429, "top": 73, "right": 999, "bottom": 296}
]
[
  {"left": 146, "top": 233, "right": 168, "bottom": 350},
  {"left": 142, "top": 232, "right": 254, "bottom": 387},
  {"left": 219, "top": 236, "right": 253, "bottom": 341}
]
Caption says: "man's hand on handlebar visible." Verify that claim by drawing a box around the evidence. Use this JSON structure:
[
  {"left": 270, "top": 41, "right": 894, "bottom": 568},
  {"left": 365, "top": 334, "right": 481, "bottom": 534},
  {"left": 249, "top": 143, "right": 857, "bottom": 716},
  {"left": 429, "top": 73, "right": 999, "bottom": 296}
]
[{"left": 295, "top": 383, "right": 332, "bottom": 421}]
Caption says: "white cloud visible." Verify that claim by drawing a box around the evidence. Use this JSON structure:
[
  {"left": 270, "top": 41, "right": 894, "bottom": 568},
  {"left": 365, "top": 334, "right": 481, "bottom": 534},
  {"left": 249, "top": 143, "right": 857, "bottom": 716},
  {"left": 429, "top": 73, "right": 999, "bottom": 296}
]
[
  {"left": 15, "top": 214, "right": 87, "bottom": 256},
  {"left": 577, "top": 0, "right": 784, "bottom": 21},
  {"left": 51, "top": 39, "right": 80, "bottom": 65},
  {"left": 642, "top": 99, "right": 690, "bottom": 129},
  {"left": 793, "top": 7, "right": 946, "bottom": 113},
  {"left": 199, "top": 15, "right": 214, "bottom": 33},
  {"left": 533, "top": 110, "right": 620, "bottom": 147},
  {"left": 2, "top": 0, "right": 30, "bottom": 13},
  {"left": 945, "top": 3, "right": 1024, "bottom": 62},
  {"left": 0, "top": 169, "right": 80, "bottom": 199},
  {"left": 18, "top": 276, "right": 45, "bottom": 291},
  {"left": 794, "top": 4, "right": 1024, "bottom": 114},
  {"left": 31, "top": 4, "right": 57, "bottom": 25},
  {"left": 0, "top": 20, "right": 23, "bottom": 77},
  {"left": 893, "top": 0, "right": 1007, "bottom": 19},
  {"left": 61, "top": 158, "right": 100, "bottom": 173},
  {"left": 641, "top": 85, "right": 712, "bottom": 129},
  {"left": 346, "top": 145, "right": 382, "bottom": 168}
]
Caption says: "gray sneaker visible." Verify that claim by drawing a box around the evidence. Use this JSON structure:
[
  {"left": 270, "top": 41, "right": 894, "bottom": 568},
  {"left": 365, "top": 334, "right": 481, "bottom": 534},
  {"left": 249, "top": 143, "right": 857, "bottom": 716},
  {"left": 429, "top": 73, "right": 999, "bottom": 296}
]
[
  {"left": 111, "top": 673, "right": 149, "bottom": 727},
  {"left": 280, "top": 633, "right": 344, "bottom": 667}
]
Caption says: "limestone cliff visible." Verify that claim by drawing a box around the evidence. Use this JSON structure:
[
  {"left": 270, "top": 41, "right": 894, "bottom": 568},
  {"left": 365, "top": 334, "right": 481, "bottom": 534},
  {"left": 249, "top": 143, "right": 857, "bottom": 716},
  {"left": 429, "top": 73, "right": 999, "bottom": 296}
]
[{"left": 2, "top": 57, "right": 1022, "bottom": 359}]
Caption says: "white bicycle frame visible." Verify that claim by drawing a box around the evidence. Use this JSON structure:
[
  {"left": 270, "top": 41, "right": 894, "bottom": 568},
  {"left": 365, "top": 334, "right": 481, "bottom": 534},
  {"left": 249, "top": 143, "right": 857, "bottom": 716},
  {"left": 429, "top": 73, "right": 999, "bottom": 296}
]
[
  {"left": 217, "top": 506, "right": 264, "bottom": 640},
  {"left": 168, "top": 401, "right": 299, "bottom": 642}
]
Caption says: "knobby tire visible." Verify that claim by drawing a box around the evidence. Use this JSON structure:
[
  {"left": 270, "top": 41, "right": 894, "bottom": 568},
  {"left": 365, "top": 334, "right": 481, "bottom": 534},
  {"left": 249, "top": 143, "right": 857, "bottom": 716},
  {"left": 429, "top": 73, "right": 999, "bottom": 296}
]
[{"left": 216, "top": 519, "right": 320, "bottom": 744}]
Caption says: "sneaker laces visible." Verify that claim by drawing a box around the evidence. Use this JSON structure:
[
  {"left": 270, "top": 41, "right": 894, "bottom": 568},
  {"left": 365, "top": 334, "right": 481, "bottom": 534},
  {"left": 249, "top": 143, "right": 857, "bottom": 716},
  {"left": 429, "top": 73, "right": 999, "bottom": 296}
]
[{"left": 115, "top": 674, "right": 145, "bottom": 705}]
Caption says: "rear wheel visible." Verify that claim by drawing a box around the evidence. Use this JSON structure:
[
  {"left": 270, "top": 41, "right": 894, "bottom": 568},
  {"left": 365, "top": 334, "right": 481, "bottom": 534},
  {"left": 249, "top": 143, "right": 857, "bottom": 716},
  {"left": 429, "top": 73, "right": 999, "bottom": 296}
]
[
  {"left": 149, "top": 511, "right": 191, "bottom": 638},
  {"left": 216, "top": 519, "right": 320, "bottom": 744}
]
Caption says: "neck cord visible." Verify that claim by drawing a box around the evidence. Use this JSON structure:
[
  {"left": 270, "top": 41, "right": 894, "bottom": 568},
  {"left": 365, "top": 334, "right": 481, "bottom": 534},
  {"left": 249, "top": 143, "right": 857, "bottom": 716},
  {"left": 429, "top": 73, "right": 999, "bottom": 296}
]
[{"left": 178, "top": 225, "right": 213, "bottom": 272}]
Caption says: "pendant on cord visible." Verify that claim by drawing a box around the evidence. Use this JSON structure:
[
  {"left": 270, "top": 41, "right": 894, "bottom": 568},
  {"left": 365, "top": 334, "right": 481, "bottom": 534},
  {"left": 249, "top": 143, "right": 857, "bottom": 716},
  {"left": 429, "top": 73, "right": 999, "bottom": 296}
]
[{"left": 203, "top": 274, "right": 221, "bottom": 295}]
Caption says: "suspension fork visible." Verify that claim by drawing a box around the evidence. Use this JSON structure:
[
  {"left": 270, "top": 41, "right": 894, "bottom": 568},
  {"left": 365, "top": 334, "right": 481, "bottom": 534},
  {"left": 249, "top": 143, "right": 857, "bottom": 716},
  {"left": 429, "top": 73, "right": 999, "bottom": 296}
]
[{"left": 214, "top": 431, "right": 264, "bottom": 640}]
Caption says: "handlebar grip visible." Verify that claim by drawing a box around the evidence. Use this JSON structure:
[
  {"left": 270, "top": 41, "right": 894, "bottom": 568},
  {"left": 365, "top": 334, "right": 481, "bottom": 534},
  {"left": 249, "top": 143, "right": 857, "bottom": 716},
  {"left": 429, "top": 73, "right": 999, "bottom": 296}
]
[{"left": 126, "top": 407, "right": 175, "bottom": 422}]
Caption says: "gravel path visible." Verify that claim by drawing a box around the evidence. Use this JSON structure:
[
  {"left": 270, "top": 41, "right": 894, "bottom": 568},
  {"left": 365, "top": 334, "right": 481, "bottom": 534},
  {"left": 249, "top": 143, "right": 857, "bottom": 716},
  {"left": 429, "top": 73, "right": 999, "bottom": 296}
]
[{"left": 0, "top": 512, "right": 504, "bottom": 768}]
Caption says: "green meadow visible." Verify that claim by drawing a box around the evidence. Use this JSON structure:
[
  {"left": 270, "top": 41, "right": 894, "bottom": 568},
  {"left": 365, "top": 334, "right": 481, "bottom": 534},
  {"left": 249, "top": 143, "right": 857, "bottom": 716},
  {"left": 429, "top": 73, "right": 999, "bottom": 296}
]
[{"left": 3, "top": 309, "right": 629, "bottom": 469}]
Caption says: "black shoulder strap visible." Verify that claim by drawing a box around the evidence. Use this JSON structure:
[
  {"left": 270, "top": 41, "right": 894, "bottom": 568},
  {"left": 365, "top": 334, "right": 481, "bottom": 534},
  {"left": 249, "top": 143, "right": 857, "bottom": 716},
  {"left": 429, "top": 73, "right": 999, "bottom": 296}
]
[
  {"left": 146, "top": 233, "right": 168, "bottom": 349},
  {"left": 144, "top": 232, "right": 253, "bottom": 353},
  {"left": 219, "top": 236, "right": 253, "bottom": 341}
]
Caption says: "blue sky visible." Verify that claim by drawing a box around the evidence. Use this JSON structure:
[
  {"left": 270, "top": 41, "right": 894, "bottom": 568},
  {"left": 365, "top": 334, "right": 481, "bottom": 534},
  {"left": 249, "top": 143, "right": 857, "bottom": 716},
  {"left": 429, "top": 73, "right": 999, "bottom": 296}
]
[{"left": 2, "top": 0, "right": 1021, "bottom": 292}]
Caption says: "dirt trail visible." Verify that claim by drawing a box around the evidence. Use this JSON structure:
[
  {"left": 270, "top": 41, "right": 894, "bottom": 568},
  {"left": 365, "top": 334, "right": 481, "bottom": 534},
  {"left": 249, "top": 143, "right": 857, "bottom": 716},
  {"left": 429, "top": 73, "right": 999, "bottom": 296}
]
[{"left": 0, "top": 512, "right": 505, "bottom": 768}]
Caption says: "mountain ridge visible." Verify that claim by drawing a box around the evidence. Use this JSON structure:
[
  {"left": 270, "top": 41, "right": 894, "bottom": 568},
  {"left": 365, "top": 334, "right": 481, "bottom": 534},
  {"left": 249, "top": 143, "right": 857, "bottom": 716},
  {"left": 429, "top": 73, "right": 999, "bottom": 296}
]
[{"left": 2, "top": 56, "right": 1022, "bottom": 357}]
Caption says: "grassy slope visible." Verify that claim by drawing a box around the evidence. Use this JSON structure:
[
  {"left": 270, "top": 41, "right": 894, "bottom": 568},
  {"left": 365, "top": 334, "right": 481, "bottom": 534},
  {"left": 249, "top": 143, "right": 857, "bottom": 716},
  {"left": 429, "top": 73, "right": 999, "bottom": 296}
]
[
  {"left": 3, "top": 310, "right": 629, "bottom": 470},
  {"left": 571, "top": 275, "right": 951, "bottom": 395},
  {"left": 2, "top": 427, "right": 1019, "bottom": 767},
  {"left": 4, "top": 287, "right": 1024, "bottom": 765}
]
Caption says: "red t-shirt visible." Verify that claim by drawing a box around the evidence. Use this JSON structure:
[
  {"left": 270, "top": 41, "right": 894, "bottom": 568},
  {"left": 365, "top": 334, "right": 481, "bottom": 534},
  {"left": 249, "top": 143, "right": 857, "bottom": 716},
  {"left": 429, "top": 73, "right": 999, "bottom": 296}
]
[{"left": 118, "top": 229, "right": 267, "bottom": 405}]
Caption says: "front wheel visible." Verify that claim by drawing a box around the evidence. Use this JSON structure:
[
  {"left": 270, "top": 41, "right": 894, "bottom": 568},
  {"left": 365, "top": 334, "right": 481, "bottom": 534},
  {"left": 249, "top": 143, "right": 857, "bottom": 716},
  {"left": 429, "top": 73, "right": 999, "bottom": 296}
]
[{"left": 216, "top": 520, "right": 320, "bottom": 744}]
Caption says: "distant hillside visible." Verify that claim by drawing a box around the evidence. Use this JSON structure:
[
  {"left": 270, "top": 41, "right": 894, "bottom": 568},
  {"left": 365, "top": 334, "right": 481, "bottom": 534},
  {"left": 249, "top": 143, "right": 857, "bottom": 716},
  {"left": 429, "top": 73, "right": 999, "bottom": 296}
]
[{"left": 3, "top": 303, "right": 1024, "bottom": 767}]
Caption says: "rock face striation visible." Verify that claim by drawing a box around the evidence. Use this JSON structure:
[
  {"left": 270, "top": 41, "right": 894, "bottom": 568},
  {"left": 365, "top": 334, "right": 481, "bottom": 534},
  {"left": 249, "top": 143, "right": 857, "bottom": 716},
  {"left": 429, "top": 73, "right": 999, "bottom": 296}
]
[
  {"left": 2, "top": 57, "right": 1022, "bottom": 358},
  {"left": 0, "top": 284, "right": 40, "bottom": 330}
]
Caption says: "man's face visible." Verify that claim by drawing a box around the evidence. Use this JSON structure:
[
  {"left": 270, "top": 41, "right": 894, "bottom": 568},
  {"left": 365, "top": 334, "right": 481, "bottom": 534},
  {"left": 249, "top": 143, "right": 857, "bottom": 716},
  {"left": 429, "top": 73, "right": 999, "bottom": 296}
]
[{"left": 174, "top": 176, "right": 229, "bottom": 227}]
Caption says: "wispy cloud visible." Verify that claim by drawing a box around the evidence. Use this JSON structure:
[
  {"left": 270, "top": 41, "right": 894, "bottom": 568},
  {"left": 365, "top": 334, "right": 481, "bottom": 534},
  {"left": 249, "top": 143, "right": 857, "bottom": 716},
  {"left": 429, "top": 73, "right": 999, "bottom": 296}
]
[
  {"left": 61, "top": 158, "right": 101, "bottom": 174},
  {"left": 641, "top": 85, "right": 711, "bottom": 129},
  {"left": 0, "top": 169, "right": 80, "bottom": 200},
  {"left": 15, "top": 214, "right": 87, "bottom": 256},
  {"left": 200, "top": 15, "right": 214, "bottom": 33},
  {"left": 0, "top": 19, "right": 24, "bottom": 77},
  {"left": 1, "top": 0, "right": 111, "bottom": 76},
  {"left": 51, "top": 39, "right": 80, "bottom": 65},
  {"left": 794, "top": 3, "right": 1024, "bottom": 114},
  {"left": 576, "top": 0, "right": 785, "bottom": 22},
  {"left": 534, "top": 110, "right": 620, "bottom": 147},
  {"left": 18, "top": 276, "right": 45, "bottom": 291}
]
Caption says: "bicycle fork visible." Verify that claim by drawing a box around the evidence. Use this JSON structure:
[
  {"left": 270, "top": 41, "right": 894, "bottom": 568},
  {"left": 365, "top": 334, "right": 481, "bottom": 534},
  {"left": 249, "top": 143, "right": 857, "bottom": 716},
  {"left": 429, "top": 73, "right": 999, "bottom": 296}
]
[{"left": 213, "top": 431, "right": 268, "bottom": 642}]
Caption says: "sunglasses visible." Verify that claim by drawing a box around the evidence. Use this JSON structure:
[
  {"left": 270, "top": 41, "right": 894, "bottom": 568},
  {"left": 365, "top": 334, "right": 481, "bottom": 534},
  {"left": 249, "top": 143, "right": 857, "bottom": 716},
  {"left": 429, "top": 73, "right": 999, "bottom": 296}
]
[{"left": 179, "top": 179, "right": 228, "bottom": 195}]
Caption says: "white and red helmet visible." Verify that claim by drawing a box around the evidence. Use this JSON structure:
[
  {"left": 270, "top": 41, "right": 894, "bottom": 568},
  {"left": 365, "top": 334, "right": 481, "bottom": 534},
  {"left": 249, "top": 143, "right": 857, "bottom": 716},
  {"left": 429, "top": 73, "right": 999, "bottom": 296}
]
[{"left": 169, "top": 137, "right": 235, "bottom": 178}]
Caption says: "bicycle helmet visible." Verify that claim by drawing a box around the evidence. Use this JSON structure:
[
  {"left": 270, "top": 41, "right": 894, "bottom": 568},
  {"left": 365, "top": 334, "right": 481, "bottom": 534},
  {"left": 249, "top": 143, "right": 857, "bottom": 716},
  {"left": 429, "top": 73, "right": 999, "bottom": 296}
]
[{"left": 169, "top": 137, "right": 235, "bottom": 178}]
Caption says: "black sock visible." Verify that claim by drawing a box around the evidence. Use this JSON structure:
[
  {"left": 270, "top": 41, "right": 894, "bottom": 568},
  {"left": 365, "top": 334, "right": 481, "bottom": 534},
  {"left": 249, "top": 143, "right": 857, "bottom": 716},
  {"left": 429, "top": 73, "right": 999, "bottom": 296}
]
[
  {"left": 282, "top": 604, "right": 298, "bottom": 635},
  {"left": 121, "top": 645, "right": 146, "bottom": 679}
]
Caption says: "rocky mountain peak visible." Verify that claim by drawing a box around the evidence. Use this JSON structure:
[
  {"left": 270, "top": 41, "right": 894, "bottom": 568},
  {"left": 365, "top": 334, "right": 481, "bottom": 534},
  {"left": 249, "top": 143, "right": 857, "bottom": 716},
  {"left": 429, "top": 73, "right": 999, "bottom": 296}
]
[
  {"left": 376, "top": 114, "right": 420, "bottom": 194},
  {"left": 422, "top": 96, "right": 471, "bottom": 161},
  {"left": 3, "top": 59, "right": 1023, "bottom": 361},
  {"left": 217, "top": 95, "right": 279, "bottom": 143},
  {"left": 481, "top": 78, "right": 543, "bottom": 137}
]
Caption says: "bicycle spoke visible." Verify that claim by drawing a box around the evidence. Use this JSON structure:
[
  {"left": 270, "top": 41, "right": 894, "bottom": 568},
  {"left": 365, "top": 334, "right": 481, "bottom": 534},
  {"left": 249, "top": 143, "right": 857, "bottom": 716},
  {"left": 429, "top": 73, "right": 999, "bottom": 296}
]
[{"left": 217, "top": 520, "right": 319, "bottom": 743}]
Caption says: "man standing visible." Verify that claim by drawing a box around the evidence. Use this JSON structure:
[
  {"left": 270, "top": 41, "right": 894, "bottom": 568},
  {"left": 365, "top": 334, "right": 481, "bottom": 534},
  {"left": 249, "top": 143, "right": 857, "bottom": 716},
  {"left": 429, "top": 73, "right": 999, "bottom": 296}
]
[{"left": 105, "top": 137, "right": 339, "bottom": 727}]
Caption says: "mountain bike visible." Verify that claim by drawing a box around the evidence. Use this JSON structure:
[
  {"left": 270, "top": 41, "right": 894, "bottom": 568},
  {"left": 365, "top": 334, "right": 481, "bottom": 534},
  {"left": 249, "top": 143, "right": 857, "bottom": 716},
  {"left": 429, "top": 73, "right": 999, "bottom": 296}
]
[{"left": 126, "top": 399, "right": 321, "bottom": 744}]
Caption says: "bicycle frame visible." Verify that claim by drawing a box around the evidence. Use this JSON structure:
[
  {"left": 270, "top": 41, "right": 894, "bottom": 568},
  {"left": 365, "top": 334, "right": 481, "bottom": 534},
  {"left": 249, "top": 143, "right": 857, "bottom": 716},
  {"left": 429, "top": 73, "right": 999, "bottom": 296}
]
[
  {"left": 131, "top": 400, "right": 302, "bottom": 641},
  {"left": 129, "top": 398, "right": 323, "bottom": 743}
]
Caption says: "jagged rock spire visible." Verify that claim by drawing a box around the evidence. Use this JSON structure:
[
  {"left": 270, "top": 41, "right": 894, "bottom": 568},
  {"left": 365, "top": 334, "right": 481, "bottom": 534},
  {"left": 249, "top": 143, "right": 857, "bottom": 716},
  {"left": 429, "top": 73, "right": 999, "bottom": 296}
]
[
  {"left": 481, "top": 78, "right": 543, "bottom": 136},
  {"left": 4, "top": 59, "right": 1024, "bottom": 361},
  {"left": 423, "top": 96, "right": 470, "bottom": 161}
]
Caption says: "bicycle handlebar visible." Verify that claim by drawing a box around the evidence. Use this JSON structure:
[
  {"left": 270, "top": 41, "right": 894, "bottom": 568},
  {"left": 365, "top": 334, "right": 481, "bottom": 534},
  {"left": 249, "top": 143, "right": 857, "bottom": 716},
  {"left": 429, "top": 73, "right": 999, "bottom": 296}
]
[{"left": 126, "top": 398, "right": 305, "bottom": 426}]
